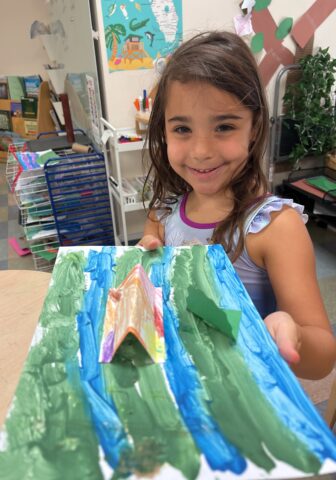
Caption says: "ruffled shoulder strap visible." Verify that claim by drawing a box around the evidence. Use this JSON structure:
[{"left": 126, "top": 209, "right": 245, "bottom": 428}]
[{"left": 244, "top": 195, "right": 308, "bottom": 235}]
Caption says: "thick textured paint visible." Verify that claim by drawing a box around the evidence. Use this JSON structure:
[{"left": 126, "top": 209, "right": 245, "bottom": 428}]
[
  {"left": 0, "top": 252, "right": 104, "bottom": 480},
  {"left": 207, "top": 244, "right": 336, "bottom": 461},
  {"left": 151, "top": 247, "right": 247, "bottom": 474},
  {"left": 78, "top": 247, "right": 131, "bottom": 468},
  {"left": 1, "top": 245, "right": 335, "bottom": 480},
  {"left": 170, "top": 246, "right": 321, "bottom": 473}
]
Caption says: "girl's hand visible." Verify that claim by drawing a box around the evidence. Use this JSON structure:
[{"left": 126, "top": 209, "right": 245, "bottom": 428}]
[
  {"left": 137, "top": 234, "right": 163, "bottom": 250},
  {"left": 264, "top": 311, "right": 302, "bottom": 365}
]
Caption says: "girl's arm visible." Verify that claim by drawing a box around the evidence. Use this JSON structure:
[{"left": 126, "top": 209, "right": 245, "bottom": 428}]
[
  {"left": 138, "top": 210, "right": 164, "bottom": 249},
  {"left": 248, "top": 207, "right": 336, "bottom": 380}
]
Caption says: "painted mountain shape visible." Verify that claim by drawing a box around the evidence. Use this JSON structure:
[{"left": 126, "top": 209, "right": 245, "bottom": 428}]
[{"left": 99, "top": 263, "right": 165, "bottom": 363}]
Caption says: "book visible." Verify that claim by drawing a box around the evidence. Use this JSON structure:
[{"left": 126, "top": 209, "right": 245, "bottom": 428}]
[
  {"left": 0, "top": 110, "right": 11, "bottom": 130},
  {"left": 305, "top": 175, "right": 336, "bottom": 197},
  {"left": 7, "top": 76, "right": 25, "bottom": 100},
  {"left": 23, "top": 75, "right": 41, "bottom": 98},
  {"left": 10, "top": 101, "right": 22, "bottom": 117},
  {"left": 23, "top": 119, "right": 38, "bottom": 137},
  {"left": 21, "top": 97, "right": 38, "bottom": 119},
  {"left": 0, "top": 77, "right": 8, "bottom": 99}
]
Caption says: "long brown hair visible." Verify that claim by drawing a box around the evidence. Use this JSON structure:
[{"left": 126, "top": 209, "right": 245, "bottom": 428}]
[{"left": 144, "top": 31, "right": 269, "bottom": 261}]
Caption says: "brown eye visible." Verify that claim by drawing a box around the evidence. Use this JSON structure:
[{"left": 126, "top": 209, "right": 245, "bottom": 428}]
[
  {"left": 174, "top": 126, "right": 191, "bottom": 134},
  {"left": 216, "top": 124, "right": 234, "bottom": 132}
]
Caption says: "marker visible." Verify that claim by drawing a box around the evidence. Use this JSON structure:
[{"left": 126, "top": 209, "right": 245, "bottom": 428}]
[
  {"left": 139, "top": 96, "right": 143, "bottom": 111},
  {"left": 143, "top": 89, "right": 147, "bottom": 111},
  {"left": 133, "top": 98, "right": 140, "bottom": 111}
]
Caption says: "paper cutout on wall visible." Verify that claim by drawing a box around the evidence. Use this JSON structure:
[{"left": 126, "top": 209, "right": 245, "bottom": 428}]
[
  {"left": 101, "top": 0, "right": 183, "bottom": 72},
  {"left": 100, "top": 263, "right": 165, "bottom": 363},
  {"left": 234, "top": 13, "right": 253, "bottom": 37},
  {"left": 0, "top": 245, "right": 335, "bottom": 479},
  {"left": 241, "top": 0, "right": 256, "bottom": 15},
  {"left": 275, "top": 17, "right": 293, "bottom": 40},
  {"left": 251, "top": 32, "right": 264, "bottom": 53},
  {"left": 291, "top": 0, "right": 336, "bottom": 49},
  {"left": 254, "top": 0, "right": 272, "bottom": 12},
  {"left": 251, "top": 8, "right": 294, "bottom": 85}
]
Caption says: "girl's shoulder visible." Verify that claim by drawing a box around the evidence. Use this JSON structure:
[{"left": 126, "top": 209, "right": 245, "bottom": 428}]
[{"left": 245, "top": 195, "right": 308, "bottom": 236}]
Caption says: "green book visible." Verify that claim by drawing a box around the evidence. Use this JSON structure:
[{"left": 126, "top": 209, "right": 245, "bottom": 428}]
[
  {"left": 21, "top": 96, "right": 38, "bottom": 119},
  {"left": 7, "top": 76, "right": 25, "bottom": 100},
  {"left": 305, "top": 176, "right": 336, "bottom": 197}
]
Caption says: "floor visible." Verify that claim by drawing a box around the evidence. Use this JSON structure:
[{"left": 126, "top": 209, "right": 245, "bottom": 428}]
[{"left": 1, "top": 161, "right": 336, "bottom": 425}]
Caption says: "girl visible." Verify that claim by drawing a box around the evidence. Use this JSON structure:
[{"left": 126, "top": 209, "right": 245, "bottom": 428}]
[{"left": 139, "top": 31, "right": 335, "bottom": 380}]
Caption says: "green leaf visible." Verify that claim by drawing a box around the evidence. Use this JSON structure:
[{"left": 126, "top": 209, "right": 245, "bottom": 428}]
[
  {"left": 251, "top": 32, "right": 264, "bottom": 53},
  {"left": 254, "top": 0, "right": 272, "bottom": 11},
  {"left": 114, "top": 24, "right": 126, "bottom": 36},
  {"left": 276, "top": 18, "right": 293, "bottom": 40}
]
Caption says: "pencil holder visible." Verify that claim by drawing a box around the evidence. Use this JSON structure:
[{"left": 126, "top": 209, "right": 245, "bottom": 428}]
[{"left": 135, "top": 111, "right": 150, "bottom": 135}]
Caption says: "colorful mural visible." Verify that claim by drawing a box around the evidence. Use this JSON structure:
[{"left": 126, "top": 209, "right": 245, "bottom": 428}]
[
  {"left": 101, "top": 0, "right": 182, "bottom": 72},
  {"left": 0, "top": 245, "right": 335, "bottom": 479}
]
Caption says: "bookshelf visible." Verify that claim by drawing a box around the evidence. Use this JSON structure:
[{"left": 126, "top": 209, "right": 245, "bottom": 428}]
[{"left": 0, "top": 81, "right": 56, "bottom": 163}]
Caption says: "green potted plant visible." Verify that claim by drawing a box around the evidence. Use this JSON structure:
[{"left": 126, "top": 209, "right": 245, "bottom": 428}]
[{"left": 283, "top": 47, "right": 336, "bottom": 168}]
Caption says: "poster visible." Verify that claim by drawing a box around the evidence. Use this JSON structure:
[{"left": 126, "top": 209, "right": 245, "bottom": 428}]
[
  {"left": 100, "top": 0, "right": 183, "bottom": 72},
  {"left": 0, "top": 245, "right": 335, "bottom": 479}
]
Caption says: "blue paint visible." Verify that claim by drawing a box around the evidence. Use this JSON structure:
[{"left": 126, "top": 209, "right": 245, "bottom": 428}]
[
  {"left": 207, "top": 244, "right": 336, "bottom": 461},
  {"left": 150, "top": 247, "right": 247, "bottom": 474},
  {"left": 76, "top": 246, "right": 131, "bottom": 468}
]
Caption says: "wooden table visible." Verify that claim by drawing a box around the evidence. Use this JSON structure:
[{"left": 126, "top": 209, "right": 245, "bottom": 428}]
[{"left": 0, "top": 270, "right": 51, "bottom": 427}]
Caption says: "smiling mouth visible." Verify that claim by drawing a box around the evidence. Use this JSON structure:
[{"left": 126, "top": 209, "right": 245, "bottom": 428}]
[{"left": 189, "top": 166, "right": 219, "bottom": 174}]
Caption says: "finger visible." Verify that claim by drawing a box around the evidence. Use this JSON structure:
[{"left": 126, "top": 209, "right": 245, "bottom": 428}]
[
  {"left": 137, "top": 235, "right": 162, "bottom": 250},
  {"left": 278, "top": 341, "right": 301, "bottom": 365},
  {"left": 264, "top": 312, "right": 301, "bottom": 365},
  {"left": 275, "top": 326, "right": 301, "bottom": 365}
]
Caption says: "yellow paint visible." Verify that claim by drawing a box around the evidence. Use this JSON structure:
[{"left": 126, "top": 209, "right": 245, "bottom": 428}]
[{"left": 109, "top": 57, "right": 154, "bottom": 71}]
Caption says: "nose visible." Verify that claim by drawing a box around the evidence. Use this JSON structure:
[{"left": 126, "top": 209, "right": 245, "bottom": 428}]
[{"left": 190, "top": 134, "right": 213, "bottom": 162}]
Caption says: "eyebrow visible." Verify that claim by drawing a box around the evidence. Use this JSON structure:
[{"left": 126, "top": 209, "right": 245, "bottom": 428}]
[{"left": 166, "top": 114, "right": 243, "bottom": 123}]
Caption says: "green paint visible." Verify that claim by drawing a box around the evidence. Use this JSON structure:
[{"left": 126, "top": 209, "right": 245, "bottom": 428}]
[
  {"left": 170, "top": 246, "right": 320, "bottom": 474},
  {"left": 104, "top": 253, "right": 201, "bottom": 479},
  {"left": 251, "top": 32, "right": 264, "bottom": 53},
  {"left": 0, "top": 252, "right": 103, "bottom": 480},
  {"left": 129, "top": 17, "right": 150, "bottom": 31},
  {"left": 186, "top": 286, "right": 241, "bottom": 340},
  {"left": 254, "top": 0, "right": 272, "bottom": 11},
  {"left": 103, "top": 339, "right": 200, "bottom": 479},
  {"left": 276, "top": 18, "right": 293, "bottom": 40},
  {"left": 113, "top": 247, "right": 164, "bottom": 285}
]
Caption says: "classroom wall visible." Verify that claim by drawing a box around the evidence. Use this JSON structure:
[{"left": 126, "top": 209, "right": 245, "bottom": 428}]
[
  {"left": 93, "top": 0, "right": 336, "bottom": 128},
  {"left": 1, "top": 0, "right": 335, "bottom": 126},
  {"left": 0, "top": 0, "right": 50, "bottom": 77}
]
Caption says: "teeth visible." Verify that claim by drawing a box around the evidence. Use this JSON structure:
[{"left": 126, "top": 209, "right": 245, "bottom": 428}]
[{"left": 193, "top": 167, "right": 216, "bottom": 173}]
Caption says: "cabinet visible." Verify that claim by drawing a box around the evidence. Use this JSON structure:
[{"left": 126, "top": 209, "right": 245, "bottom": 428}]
[
  {"left": 280, "top": 166, "right": 336, "bottom": 227},
  {"left": 101, "top": 118, "right": 151, "bottom": 245}
]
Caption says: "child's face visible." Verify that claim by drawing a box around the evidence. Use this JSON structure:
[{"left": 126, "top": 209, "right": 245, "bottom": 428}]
[{"left": 164, "top": 81, "right": 255, "bottom": 199}]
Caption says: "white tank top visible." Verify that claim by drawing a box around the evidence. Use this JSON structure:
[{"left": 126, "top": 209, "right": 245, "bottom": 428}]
[{"left": 159, "top": 194, "right": 308, "bottom": 318}]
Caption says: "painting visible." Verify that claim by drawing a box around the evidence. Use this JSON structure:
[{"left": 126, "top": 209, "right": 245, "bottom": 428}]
[
  {"left": 100, "top": 0, "right": 182, "bottom": 72},
  {"left": 0, "top": 244, "right": 335, "bottom": 479}
]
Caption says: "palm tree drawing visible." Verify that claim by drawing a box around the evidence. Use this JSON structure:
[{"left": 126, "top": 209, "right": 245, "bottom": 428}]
[{"left": 105, "top": 23, "right": 126, "bottom": 62}]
